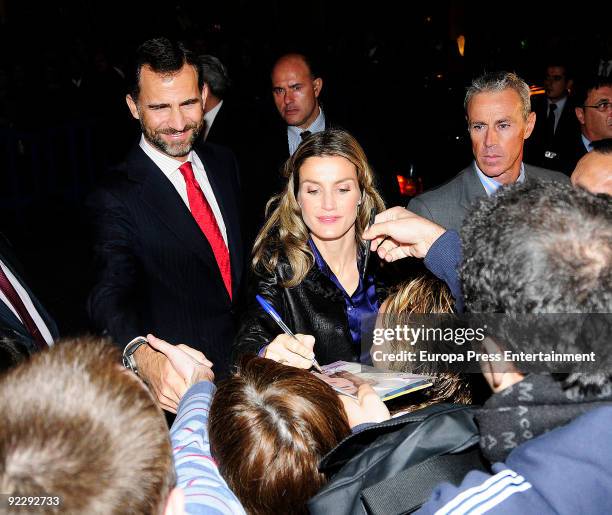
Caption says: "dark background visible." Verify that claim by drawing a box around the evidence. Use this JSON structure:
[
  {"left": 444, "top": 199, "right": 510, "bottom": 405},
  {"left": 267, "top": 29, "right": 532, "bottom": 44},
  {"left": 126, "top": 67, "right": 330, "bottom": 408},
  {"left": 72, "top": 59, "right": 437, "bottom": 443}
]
[{"left": 0, "top": 0, "right": 609, "bottom": 334}]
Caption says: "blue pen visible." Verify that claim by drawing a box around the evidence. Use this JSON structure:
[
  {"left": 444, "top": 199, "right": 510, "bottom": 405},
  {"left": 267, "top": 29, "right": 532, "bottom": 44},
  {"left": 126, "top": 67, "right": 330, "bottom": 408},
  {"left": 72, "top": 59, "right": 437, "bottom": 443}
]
[{"left": 256, "top": 294, "right": 324, "bottom": 373}]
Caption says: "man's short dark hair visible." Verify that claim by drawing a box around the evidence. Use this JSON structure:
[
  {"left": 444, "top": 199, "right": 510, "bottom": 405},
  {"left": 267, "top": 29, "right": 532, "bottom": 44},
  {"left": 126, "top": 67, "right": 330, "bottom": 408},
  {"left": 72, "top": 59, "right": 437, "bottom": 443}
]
[
  {"left": 544, "top": 60, "right": 573, "bottom": 80},
  {"left": 129, "top": 37, "right": 202, "bottom": 100},
  {"left": 573, "top": 75, "right": 612, "bottom": 107},
  {"left": 461, "top": 179, "right": 611, "bottom": 314},
  {"left": 198, "top": 55, "right": 231, "bottom": 99},
  {"left": 591, "top": 138, "right": 612, "bottom": 155}
]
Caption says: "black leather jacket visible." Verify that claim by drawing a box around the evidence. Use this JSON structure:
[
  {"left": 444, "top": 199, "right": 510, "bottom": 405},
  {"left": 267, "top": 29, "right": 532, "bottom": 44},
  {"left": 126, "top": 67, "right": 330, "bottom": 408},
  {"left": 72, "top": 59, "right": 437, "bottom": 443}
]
[{"left": 233, "top": 257, "right": 387, "bottom": 366}]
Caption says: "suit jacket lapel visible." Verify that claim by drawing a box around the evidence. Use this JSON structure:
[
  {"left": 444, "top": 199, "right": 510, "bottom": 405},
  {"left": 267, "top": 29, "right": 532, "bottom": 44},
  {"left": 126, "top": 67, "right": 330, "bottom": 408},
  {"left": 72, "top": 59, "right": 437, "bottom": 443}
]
[
  {"left": 0, "top": 239, "right": 59, "bottom": 342},
  {"left": 128, "top": 147, "right": 229, "bottom": 297},
  {"left": 459, "top": 163, "right": 488, "bottom": 212}
]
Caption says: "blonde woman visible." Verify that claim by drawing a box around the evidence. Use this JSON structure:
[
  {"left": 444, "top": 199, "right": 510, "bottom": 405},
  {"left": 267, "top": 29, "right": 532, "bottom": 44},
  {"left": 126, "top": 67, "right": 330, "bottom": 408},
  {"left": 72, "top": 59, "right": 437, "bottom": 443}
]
[{"left": 234, "top": 129, "right": 386, "bottom": 368}]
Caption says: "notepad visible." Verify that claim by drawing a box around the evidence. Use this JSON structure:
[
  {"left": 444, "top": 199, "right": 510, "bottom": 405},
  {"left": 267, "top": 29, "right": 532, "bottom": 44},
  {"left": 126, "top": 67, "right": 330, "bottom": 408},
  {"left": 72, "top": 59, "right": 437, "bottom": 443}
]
[{"left": 313, "top": 361, "right": 432, "bottom": 402}]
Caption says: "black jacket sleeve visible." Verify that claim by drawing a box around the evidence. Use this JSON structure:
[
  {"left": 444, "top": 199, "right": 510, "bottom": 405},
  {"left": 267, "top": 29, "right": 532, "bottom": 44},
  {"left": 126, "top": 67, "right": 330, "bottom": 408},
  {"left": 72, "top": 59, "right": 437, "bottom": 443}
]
[
  {"left": 87, "top": 187, "right": 144, "bottom": 347},
  {"left": 232, "top": 268, "right": 286, "bottom": 361}
]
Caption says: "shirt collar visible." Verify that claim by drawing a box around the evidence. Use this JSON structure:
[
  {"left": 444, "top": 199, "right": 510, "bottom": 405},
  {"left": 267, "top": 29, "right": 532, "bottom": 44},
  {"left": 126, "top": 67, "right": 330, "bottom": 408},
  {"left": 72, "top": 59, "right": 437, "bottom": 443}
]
[
  {"left": 548, "top": 95, "right": 567, "bottom": 112},
  {"left": 139, "top": 135, "right": 195, "bottom": 179},
  {"left": 581, "top": 133, "right": 593, "bottom": 152},
  {"left": 287, "top": 106, "right": 326, "bottom": 140},
  {"left": 474, "top": 161, "right": 525, "bottom": 196}
]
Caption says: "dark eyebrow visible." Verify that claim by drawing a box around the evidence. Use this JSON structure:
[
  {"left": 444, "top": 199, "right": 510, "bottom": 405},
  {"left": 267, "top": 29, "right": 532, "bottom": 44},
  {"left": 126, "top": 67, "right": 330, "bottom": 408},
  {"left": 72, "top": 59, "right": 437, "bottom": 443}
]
[
  {"left": 301, "top": 178, "right": 357, "bottom": 185},
  {"left": 180, "top": 98, "right": 200, "bottom": 106},
  {"left": 146, "top": 98, "right": 200, "bottom": 109}
]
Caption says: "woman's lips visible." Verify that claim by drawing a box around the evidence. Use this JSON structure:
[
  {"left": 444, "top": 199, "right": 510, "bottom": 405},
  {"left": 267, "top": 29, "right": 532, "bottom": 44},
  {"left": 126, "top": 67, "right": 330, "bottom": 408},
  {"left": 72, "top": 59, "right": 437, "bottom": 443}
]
[{"left": 317, "top": 216, "right": 340, "bottom": 224}]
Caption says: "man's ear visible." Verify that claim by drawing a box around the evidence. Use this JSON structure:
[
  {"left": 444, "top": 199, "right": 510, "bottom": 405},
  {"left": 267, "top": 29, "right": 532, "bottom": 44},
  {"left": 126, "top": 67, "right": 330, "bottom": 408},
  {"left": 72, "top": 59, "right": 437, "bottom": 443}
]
[
  {"left": 201, "top": 83, "right": 209, "bottom": 107},
  {"left": 163, "top": 487, "right": 185, "bottom": 515},
  {"left": 481, "top": 337, "right": 524, "bottom": 393},
  {"left": 313, "top": 77, "right": 323, "bottom": 98},
  {"left": 566, "top": 78, "right": 574, "bottom": 93},
  {"left": 126, "top": 94, "right": 140, "bottom": 120},
  {"left": 524, "top": 111, "right": 536, "bottom": 139},
  {"left": 575, "top": 106, "right": 586, "bottom": 126}
]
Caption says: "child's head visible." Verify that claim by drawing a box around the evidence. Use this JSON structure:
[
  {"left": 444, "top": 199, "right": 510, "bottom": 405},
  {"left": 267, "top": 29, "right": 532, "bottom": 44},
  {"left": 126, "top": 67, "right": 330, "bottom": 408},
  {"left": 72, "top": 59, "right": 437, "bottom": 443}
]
[
  {"left": 209, "top": 356, "right": 352, "bottom": 515},
  {"left": 376, "top": 274, "right": 472, "bottom": 410}
]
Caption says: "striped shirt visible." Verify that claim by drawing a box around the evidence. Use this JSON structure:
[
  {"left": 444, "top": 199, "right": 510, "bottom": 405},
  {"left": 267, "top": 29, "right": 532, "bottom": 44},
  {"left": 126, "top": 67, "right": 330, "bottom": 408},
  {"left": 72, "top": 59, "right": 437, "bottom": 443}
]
[{"left": 171, "top": 382, "right": 246, "bottom": 515}]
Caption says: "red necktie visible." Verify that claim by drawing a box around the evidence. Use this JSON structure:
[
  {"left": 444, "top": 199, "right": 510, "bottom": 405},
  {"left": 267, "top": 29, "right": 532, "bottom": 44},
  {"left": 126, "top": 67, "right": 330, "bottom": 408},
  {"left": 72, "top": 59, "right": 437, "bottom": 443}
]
[
  {"left": 0, "top": 264, "right": 48, "bottom": 350},
  {"left": 178, "top": 162, "right": 232, "bottom": 299}
]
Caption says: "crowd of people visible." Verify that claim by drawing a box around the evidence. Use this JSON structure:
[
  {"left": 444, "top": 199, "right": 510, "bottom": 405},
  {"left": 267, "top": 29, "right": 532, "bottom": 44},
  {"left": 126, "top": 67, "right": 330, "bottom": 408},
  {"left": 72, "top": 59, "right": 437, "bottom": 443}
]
[{"left": 0, "top": 36, "right": 611, "bottom": 514}]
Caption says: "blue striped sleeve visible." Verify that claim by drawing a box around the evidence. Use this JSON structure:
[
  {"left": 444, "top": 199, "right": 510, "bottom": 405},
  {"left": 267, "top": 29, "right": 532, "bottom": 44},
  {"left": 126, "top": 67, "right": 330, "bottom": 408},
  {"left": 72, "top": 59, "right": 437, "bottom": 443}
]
[
  {"left": 171, "top": 381, "right": 246, "bottom": 515},
  {"left": 416, "top": 466, "right": 539, "bottom": 515}
]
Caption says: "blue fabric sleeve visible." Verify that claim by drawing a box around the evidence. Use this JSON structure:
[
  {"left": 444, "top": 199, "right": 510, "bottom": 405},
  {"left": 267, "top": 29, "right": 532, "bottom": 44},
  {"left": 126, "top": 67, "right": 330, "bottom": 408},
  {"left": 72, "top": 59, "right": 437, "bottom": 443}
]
[
  {"left": 423, "top": 230, "right": 464, "bottom": 312},
  {"left": 171, "top": 382, "right": 247, "bottom": 515}
]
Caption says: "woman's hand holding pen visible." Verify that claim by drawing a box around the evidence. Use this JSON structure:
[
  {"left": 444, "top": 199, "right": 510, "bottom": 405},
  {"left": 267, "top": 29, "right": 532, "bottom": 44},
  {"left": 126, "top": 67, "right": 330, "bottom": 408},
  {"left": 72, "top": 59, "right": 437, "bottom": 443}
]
[{"left": 264, "top": 333, "right": 317, "bottom": 369}]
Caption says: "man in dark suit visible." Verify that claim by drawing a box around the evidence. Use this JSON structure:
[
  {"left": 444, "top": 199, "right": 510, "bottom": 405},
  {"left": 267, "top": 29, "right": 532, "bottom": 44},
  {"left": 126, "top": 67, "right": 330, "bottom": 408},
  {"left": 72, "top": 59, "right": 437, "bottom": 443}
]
[
  {"left": 409, "top": 71, "right": 568, "bottom": 231},
  {"left": 199, "top": 54, "right": 236, "bottom": 146},
  {"left": 0, "top": 236, "right": 59, "bottom": 354},
  {"left": 88, "top": 38, "right": 243, "bottom": 411},
  {"left": 526, "top": 63, "right": 582, "bottom": 175},
  {"left": 241, "top": 53, "right": 327, "bottom": 245}
]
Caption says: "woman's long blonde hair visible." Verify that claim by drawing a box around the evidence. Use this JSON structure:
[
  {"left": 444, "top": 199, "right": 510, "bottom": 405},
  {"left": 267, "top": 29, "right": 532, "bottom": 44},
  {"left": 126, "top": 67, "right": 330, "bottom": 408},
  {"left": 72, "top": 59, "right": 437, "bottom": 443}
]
[{"left": 252, "top": 129, "right": 385, "bottom": 287}]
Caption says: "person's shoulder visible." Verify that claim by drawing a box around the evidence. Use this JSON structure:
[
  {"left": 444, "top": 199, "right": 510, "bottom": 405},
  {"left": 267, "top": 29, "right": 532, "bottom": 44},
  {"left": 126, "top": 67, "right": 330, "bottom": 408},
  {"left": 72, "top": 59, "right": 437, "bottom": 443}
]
[
  {"left": 413, "top": 166, "right": 473, "bottom": 204},
  {"left": 525, "top": 164, "right": 570, "bottom": 183}
]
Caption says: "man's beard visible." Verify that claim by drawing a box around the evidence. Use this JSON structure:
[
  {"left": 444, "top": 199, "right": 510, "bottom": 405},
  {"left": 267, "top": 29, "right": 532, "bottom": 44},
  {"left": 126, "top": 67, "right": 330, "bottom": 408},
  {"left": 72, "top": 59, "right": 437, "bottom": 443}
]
[{"left": 141, "top": 119, "right": 204, "bottom": 157}]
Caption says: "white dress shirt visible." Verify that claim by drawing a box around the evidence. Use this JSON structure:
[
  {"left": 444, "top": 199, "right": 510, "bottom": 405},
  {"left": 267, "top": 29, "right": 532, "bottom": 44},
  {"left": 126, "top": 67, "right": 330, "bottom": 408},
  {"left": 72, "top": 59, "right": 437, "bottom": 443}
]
[
  {"left": 0, "top": 259, "right": 54, "bottom": 345},
  {"left": 139, "top": 136, "right": 228, "bottom": 246},
  {"left": 547, "top": 95, "right": 567, "bottom": 133}
]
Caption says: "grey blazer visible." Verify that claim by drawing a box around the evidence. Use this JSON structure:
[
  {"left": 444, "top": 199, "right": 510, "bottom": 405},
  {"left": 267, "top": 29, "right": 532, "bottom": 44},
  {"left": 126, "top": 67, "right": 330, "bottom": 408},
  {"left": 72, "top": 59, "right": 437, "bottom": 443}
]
[{"left": 408, "top": 163, "right": 569, "bottom": 232}]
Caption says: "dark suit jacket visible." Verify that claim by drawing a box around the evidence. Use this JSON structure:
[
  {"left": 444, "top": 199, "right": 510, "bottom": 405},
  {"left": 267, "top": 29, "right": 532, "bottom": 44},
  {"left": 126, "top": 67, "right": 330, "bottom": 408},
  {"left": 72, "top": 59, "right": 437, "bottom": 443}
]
[
  {"left": 0, "top": 237, "right": 59, "bottom": 353},
  {"left": 525, "top": 96, "right": 583, "bottom": 175},
  {"left": 408, "top": 163, "right": 569, "bottom": 232},
  {"left": 87, "top": 142, "right": 244, "bottom": 376},
  {"left": 206, "top": 99, "right": 250, "bottom": 151}
]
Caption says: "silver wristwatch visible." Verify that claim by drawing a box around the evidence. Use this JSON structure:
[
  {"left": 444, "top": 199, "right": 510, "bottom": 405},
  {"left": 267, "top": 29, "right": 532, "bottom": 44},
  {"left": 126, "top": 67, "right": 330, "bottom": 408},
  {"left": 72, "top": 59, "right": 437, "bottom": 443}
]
[{"left": 122, "top": 336, "right": 149, "bottom": 375}]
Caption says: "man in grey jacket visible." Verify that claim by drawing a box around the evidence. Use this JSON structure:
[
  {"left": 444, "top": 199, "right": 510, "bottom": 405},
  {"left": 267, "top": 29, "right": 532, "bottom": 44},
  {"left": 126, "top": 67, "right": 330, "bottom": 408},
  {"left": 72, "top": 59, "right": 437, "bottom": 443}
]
[{"left": 409, "top": 71, "right": 567, "bottom": 231}]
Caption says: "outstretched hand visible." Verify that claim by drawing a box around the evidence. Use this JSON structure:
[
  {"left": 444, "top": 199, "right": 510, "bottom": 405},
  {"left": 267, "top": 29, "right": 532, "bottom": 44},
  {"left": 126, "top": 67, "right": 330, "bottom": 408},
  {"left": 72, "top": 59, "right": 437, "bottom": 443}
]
[
  {"left": 362, "top": 207, "right": 446, "bottom": 261},
  {"left": 134, "top": 334, "right": 214, "bottom": 413}
]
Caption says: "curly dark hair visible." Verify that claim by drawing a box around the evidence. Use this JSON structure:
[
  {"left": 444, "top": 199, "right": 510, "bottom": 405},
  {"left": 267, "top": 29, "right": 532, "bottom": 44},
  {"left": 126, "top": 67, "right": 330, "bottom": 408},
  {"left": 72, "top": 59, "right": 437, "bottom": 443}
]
[{"left": 461, "top": 178, "right": 611, "bottom": 314}]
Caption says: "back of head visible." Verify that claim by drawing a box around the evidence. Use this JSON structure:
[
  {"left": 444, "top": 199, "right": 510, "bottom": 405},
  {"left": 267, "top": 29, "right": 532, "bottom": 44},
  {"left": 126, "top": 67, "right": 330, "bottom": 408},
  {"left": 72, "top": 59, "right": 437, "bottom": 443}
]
[
  {"left": 461, "top": 178, "right": 611, "bottom": 314},
  {"left": 198, "top": 54, "right": 231, "bottom": 99},
  {"left": 0, "top": 337, "right": 174, "bottom": 514},
  {"left": 209, "top": 355, "right": 351, "bottom": 515},
  {"left": 571, "top": 138, "right": 612, "bottom": 195},
  {"left": 465, "top": 71, "right": 531, "bottom": 121},
  {"left": 129, "top": 37, "right": 201, "bottom": 100},
  {"left": 379, "top": 275, "right": 472, "bottom": 409}
]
